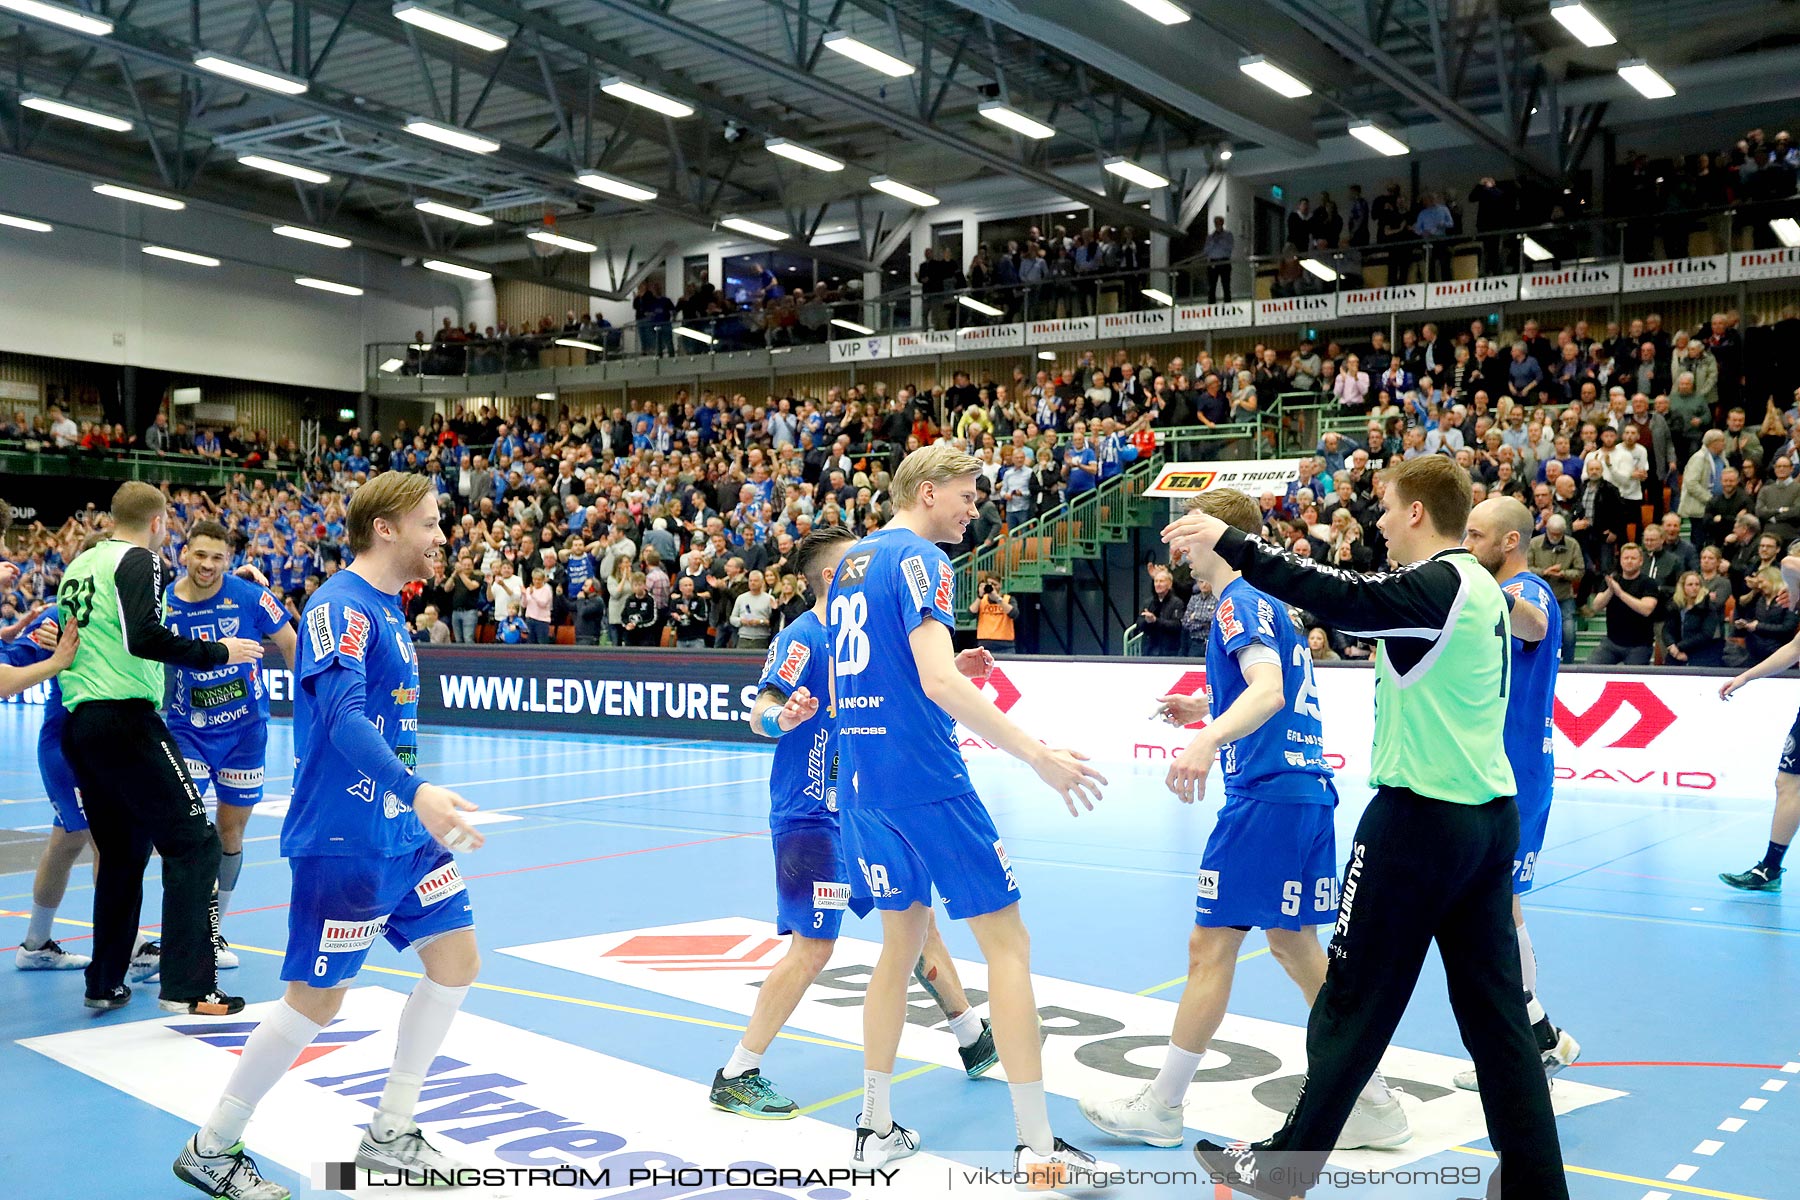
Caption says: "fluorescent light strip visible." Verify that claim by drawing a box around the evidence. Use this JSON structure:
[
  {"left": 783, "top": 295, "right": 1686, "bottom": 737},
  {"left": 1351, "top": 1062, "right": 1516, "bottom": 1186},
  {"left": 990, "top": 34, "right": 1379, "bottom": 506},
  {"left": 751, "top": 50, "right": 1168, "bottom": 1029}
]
[
  {"left": 379, "top": 357, "right": 405, "bottom": 373},
  {"left": 0, "top": 212, "right": 52, "bottom": 232},
  {"left": 1104, "top": 157, "right": 1170, "bottom": 190},
  {"left": 93, "top": 182, "right": 184, "bottom": 210},
  {"left": 553, "top": 338, "right": 603, "bottom": 351},
  {"left": 391, "top": 1, "right": 508, "bottom": 52},
  {"left": 1347, "top": 119, "right": 1409, "bottom": 156},
  {"left": 1520, "top": 235, "right": 1554, "bottom": 262},
  {"left": 868, "top": 175, "right": 940, "bottom": 207},
  {"left": 1120, "top": 0, "right": 1190, "bottom": 24},
  {"left": 1142, "top": 287, "right": 1174, "bottom": 305},
  {"left": 192, "top": 53, "right": 308, "bottom": 96},
  {"left": 237, "top": 154, "right": 331, "bottom": 184},
  {"left": 1617, "top": 59, "right": 1675, "bottom": 99},
  {"left": 599, "top": 77, "right": 694, "bottom": 119},
  {"left": 673, "top": 326, "right": 716, "bottom": 346},
  {"left": 423, "top": 259, "right": 491, "bottom": 280},
  {"left": 765, "top": 138, "right": 845, "bottom": 173},
  {"left": 142, "top": 245, "right": 220, "bottom": 267},
  {"left": 273, "top": 224, "right": 352, "bottom": 249},
  {"left": 0, "top": 0, "right": 114, "bottom": 36},
  {"left": 414, "top": 199, "right": 494, "bottom": 226},
  {"left": 958, "top": 295, "right": 1004, "bottom": 317},
  {"left": 1300, "top": 258, "right": 1338, "bottom": 281},
  {"left": 403, "top": 118, "right": 500, "bottom": 154},
  {"left": 1237, "top": 55, "right": 1311, "bottom": 99},
  {"left": 830, "top": 318, "right": 875, "bottom": 335},
  {"left": 1549, "top": 0, "right": 1616, "bottom": 48},
  {"left": 1772, "top": 218, "right": 1800, "bottom": 249},
  {"left": 535, "top": 391, "right": 556, "bottom": 400},
  {"left": 1037, "top": 351, "right": 1057, "bottom": 361},
  {"left": 820, "top": 30, "right": 915, "bottom": 77},
  {"left": 295, "top": 276, "right": 363, "bottom": 296},
  {"left": 527, "top": 229, "right": 597, "bottom": 253},
  {"left": 574, "top": 170, "right": 658, "bottom": 203},
  {"left": 719, "top": 216, "right": 787, "bottom": 241},
  {"left": 978, "top": 101, "right": 1055, "bottom": 140},
  {"left": 20, "top": 93, "right": 132, "bottom": 132}
]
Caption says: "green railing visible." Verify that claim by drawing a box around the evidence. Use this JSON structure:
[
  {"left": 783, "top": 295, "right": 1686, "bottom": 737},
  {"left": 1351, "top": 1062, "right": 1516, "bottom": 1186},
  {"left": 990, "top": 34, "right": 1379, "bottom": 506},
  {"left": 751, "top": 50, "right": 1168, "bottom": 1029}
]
[
  {"left": 1122, "top": 624, "right": 1146, "bottom": 657},
  {"left": 0, "top": 448, "right": 300, "bottom": 489}
]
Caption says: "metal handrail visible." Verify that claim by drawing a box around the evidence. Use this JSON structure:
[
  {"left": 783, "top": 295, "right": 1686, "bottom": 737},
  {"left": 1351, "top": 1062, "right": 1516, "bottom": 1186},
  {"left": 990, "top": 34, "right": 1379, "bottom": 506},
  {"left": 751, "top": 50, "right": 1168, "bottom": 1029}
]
[{"left": 0, "top": 446, "right": 301, "bottom": 489}]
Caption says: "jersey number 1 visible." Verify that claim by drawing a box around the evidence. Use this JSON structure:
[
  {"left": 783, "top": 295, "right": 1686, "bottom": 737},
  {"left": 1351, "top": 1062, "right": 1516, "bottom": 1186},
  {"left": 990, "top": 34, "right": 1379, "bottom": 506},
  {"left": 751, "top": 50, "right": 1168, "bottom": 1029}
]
[{"left": 1494, "top": 618, "right": 1510, "bottom": 699}]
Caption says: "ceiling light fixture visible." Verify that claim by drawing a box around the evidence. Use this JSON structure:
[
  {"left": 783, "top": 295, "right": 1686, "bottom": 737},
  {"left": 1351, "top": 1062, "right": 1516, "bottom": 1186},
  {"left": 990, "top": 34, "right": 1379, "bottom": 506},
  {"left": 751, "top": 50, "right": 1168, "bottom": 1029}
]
[
  {"left": 391, "top": 1, "right": 508, "bottom": 52},
  {"left": 0, "top": 0, "right": 114, "bottom": 37},
  {"left": 830, "top": 318, "right": 875, "bottom": 335},
  {"left": 1347, "top": 119, "right": 1409, "bottom": 156},
  {"left": 1119, "top": 0, "right": 1190, "bottom": 24},
  {"left": 869, "top": 175, "right": 940, "bottom": 207},
  {"left": 295, "top": 276, "right": 363, "bottom": 296},
  {"left": 820, "top": 30, "right": 915, "bottom": 77},
  {"left": 403, "top": 118, "right": 500, "bottom": 153},
  {"left": 765, "top": 137, "right": 845, "bottom": 172},
  {"left": 1142, "top": 287, "right": 1174, "bottom": 305},
  {"left": 553, "top": 337, "right": 603, "bottom": 352},
  {"left": 142, "top": 245, "right": 220, "bottom": 267},
  {"left": 977, "top": 101, "right": 1055, "bottom": 140},
  {"left": 20, "top": 93, "right": 132, "bottom": 132},
  {"left": 599, "top": 76, "right": 694, "bottom": 119},
  {"left": 1300, "top": 258, "right": 1339, "bottom": 281},
  {"left": 379, "top": 357, "right": 405, "bottom": 373},
  {"left": 0, "top": 212, "right": 53, "bottom": 232},
  {"left": 237, "top": 154, "right": 331, "bottom": 184},
  {"left": 1520, "top": 235, "right": 1555, "bottom": 262},
  {"left": 1617, "top": 59, "right": 1675, "bottom": 99},
  {"left": 423, "top": 259, "right": 491, "bottom": 280},
  {"left": 574, "top": 169, "right": 659, "bottom": 203},
  {"left": 1104, "top": 157, "right": 1170, "bottom": 190},
  {"left": 958, "top": 295, "right": 1004, "bottom": 317},
  {"left": 527, "top": 229, "right": 598, "bottom": 253},
  {"left": 414, "top": 198, "right": 494, "bottom": 226},
  {"left": 1237, "top": 55, "right": 1312, "bottom": 99},
  {"left": 674, "top": 326, "right": 716, "bottom": 346},
  {"left": 1771, "top": 218, "right": 1800, "bottom": 248},
  {"left": 1548, "top": 0, "right": 1616, "bottom": 48},
  {"left": 92, "top": 182, "right": 184, "bottom": 209},
  {"left": 192, "top": 52, "right": 309, "bottom": 95},
  {"left": 273, "top": 225, "right": 352, "bottom": 249},
  {"left": 719, "top": 215, "right": 787, "bottom": 241}
]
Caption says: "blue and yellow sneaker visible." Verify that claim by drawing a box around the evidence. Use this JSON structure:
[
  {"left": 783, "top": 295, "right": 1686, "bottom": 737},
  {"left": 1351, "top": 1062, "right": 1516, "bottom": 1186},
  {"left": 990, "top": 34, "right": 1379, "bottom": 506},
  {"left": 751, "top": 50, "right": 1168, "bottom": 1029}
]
[
  {"left": 709, "top": 1068, "right": 798, "bottom": 1119},
  {"left": 1720, "top": 864, "right": 1784, "bottom": 892},
  {"left": 960, "top": 1018, "right": 999, "bottom": 1079}
]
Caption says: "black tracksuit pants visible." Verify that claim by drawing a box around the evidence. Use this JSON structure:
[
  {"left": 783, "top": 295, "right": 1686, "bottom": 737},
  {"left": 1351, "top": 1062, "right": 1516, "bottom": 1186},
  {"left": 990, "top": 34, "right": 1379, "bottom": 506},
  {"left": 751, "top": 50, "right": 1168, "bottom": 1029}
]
[
  {"left": 63, "top": 699, "right": 220, "bottom": 1001},
  {"left": 1266, "top": 786, "right": 1568, "bottom": 1200}
]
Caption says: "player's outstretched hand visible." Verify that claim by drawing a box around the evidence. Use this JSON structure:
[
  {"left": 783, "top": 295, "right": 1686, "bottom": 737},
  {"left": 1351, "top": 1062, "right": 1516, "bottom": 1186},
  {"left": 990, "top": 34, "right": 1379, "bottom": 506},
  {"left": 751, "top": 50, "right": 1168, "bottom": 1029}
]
[
  {"left": 777, "top": 685, "right": 819, "bottom": 731},
  {"left": 1161, "top": 510, "right": 1228, "bottom": 563},
  {"left": 1166, "top": 738, "right": 1213, "bottom": 805},
  {"left": 233, "top": 563, "right": 269, "bottom": 586},
  {"left": 1153, "top": 693, "right": 1208, "bottom": 726},
  {"left": 0, "top": 562, "right": 16, "bottom": 590},
  {"left": 955, "top": 646, "right": 996, "bottom": 680},
  {"left": 416, "top": 783, "right": 485, "bottom": 852},
  {"left": 1719, "top": 675, "right": 1747, "bottom": 700},
  {"left": 1032, "top": 747, "right": 1107, "bottom": 816},
  {"left": 48, "top": 617, "right": 78, "bottom": 671},
  {"left": 31, "top": 617, "right": 60, "bottom": 653},
  {"left": 220, "top": 637, "right": 265, "bottom": 665}
]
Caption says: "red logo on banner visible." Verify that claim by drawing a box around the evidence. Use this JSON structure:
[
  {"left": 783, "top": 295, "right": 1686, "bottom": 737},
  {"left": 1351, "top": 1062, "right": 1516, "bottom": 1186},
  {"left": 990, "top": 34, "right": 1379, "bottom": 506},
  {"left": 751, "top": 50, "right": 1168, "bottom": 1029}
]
[
  {"left": 977, "top": 666, "right": 1022, "bottom": 714},
  {"left": 1552, "top": 682, "right": 1677, "bottom": 749},
  {"left": 1166, "top": 669, "right": 1209, "bottom": 729}
]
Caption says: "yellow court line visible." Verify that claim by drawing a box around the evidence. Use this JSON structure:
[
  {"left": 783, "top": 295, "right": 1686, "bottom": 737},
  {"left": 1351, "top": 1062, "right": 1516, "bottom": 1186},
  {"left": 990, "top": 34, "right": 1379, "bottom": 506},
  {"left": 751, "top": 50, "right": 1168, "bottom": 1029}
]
[
  {"left": 1135, "top": 945, "right": 1271, "bottom": 996},
  {"left": 1449, "top": 1146, "right": 1766, "bottom": 1200},
  {"left": 797, "top": 1063, "right": 945, "bottom": 1116}
]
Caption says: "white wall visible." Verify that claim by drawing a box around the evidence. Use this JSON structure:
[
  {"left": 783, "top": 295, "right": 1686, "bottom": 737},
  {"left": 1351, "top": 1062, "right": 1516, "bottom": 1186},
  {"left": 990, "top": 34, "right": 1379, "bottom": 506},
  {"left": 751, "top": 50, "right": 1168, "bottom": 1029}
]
[{"left": 0, "top": 159, "right": 455, "bottom": 393}]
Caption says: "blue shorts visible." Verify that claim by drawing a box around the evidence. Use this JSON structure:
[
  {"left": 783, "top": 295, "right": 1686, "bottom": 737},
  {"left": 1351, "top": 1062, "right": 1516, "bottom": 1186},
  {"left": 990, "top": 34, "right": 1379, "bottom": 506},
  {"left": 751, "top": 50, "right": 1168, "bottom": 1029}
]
[
  {"left": 773, "top": 821, "right": 875, "bottom": 939},
  {"left": 1780, "top": 709, "right": 1800, "bottom": 775},
  {"left": 843, "top": 792, "right": 1019, "bottom": 921},
  {"left": 1512, "top": 789, "right": 1553, "bottom": 894},
  {"left": 38, "top": 731, "right": 86, "bottom": 834},
  {"left": 1196, "top": 795, "right": 1339, "bottom": 931},
  {"left": 172, "top": 718, "right": 269, "bottom": 807},
  {"left": 281, "top": 841, "right": 475, "bottom": 988}
]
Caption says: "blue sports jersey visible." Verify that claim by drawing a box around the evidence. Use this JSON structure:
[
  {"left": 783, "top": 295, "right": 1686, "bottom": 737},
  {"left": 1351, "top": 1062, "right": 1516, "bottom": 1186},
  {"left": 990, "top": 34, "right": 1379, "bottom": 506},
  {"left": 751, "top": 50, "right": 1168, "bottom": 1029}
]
[
  {"left": 163, "top": 573, "right": 291, "bottom": 734},
  {"left": 4, "top": 608, "right": 67, "bottom": 747},
  {"left": 1206, "top": 577, "right": 1334, "bottom": 805},
  {"left": 285, "top": 571, "right": 429, "bottom": 859},
  {"left": 1500, "top": 570, "right": 1560, "bottom": 805},
  {"left": 828, "top": 527, "right": 970, "bottom": 810},
  {"left": 758, "top": 610, "right": 836, "bottom": 829}
]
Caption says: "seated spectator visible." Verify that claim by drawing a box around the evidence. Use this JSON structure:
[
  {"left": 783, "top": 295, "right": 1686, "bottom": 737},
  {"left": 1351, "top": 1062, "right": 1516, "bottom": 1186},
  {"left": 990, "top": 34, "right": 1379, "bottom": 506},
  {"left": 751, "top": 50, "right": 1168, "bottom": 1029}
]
[{"left": 1663, "top": 571, "right": 1725, "bottom": 667}]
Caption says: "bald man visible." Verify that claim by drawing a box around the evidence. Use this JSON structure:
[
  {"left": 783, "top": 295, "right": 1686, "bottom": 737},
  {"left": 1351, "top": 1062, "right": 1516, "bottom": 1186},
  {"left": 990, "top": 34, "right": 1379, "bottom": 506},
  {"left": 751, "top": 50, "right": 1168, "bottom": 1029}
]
[{"left": 1459, "top": 498, "right": 1580, "bottom": 1092}]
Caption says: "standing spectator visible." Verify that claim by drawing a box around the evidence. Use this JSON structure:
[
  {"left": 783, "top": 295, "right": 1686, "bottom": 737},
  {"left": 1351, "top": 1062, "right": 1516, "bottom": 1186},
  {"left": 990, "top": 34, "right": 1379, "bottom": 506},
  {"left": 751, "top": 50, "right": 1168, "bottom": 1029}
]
[
  {"left": 605, "top": 553, "right": 635, "bottom": 647},
  {"left": 621, "top": 574, "right": 661, "bottom": 647},
  {"left": 729, "top": 570, "right": 774, "bottom": 651},
  {"left": 1202, "top": 216, "right": 1235, "bottom": 303},
  {"left": 572, "top": 579, "right": 608, "bottom": 645},
  {"left": 1663, "top": 572, "right": 1725, "bottom": 667},
  {"left": 1680, "top": 430, "right": 1730, "bottom": 520},
  {"left": 523, "top": 569, "right": 554, "bottom": 644},
  {"left": 487, "top": 560, "right": 524, "bottom": 627},
  {"left": 1736, "top": 566, "right": 1798, "bottom": 665},
  {"left": 1702, "top": 468, "right": 1752, "bottom": 550},
  {"left": 1333, "top": 355, "right": 1370, "bottom": 411},
  {"left": 449, "top": 554, "right": 483, "bottom": 643},
  {"left": 1528, "top": 515, "right": 1584, "bottom": 663},
  {"left": 1133, "top": 567, "right": 1184, "bottom": 656},
  {"left": 667, "top": 577, "right": 710, "bottom": 648},
  {"left": 1411, "top": 191, "right": 1455, "bottom": 280},
  {"left": 1587, "top": 543, "right": 1659, "bottom": 665},
  {"left": 970, "top": 573, "right": 1018, "bottom": 656},
  {"left": 1759, "top": 453, "right": 1800, "bottom": 546}
]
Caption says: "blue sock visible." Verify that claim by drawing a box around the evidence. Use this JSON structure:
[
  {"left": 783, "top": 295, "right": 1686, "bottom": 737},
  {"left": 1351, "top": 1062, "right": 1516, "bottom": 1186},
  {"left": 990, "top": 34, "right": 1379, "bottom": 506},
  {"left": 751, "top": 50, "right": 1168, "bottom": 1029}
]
[{"left": 1760, "top": 841, "right": 1789, "bottom": 872}]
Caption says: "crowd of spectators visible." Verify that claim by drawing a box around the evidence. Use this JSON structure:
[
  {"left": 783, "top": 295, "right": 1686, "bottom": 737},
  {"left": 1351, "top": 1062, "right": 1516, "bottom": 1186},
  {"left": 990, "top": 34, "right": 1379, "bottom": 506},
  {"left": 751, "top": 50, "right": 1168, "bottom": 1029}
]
[{"left": 0, "top": 403, "right": 295, "bottom": 467}]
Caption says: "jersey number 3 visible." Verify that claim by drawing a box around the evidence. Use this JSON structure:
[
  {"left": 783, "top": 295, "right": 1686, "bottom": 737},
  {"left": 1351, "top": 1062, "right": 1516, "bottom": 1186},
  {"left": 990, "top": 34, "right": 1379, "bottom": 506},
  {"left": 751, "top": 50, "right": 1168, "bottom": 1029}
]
[
  {"left": 832, "top": 592, "right": 870, "bottom": 677},
  {"left": 58, "top": 577, "right": 96, "bottom": 627}
]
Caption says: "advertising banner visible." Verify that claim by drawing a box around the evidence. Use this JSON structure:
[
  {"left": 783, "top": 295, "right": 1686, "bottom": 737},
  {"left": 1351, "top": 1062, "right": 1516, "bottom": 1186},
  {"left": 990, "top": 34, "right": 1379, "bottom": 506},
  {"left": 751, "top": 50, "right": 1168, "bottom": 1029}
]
[
  {"left": 1145, "top": 459, "right": 1306, "bottom": 499},
  {"left": 953, "top": 322, "right": 1025, "bottom": 350},
  {"left": 827, "top": 335, "right": 890, "bottom": 363},
  {"left": 1098, "top": 307, "right": 1174, "bottom": 337},
  {"left": 1336, "top": 284, "right": 1426, "bottom": 317},
  {"left": 1253, "top": 293, "right": 1339, "bottom": 325},
  {"left": 1026, "top": 315, "right": 1096, "bottom": 344},
  {"left": 1518, "top": 264, "right": 1620, "bottom": 301},
  {"left": 263, "top": 647, "right": 766, "bottom": 742},
  {"left": 1425, "top": 274, "right": 1519, "bottom": 307},
  {"left": 1172, "top": 300, "right": 1254, "bottom": 332},
  {"left": 1623, "top": 255, "right": 1729, "bottom": 292},
  {"left": 1730, "top": 247, "right": 1800, "bottom": 281},
  {"left": 890, "top": 329, "right": 957, "bottom": 358}
]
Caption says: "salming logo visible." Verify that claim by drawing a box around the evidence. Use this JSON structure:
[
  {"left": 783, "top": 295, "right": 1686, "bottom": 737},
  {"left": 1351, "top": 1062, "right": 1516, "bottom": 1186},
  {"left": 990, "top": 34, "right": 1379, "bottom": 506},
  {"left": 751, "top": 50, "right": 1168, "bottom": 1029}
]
[{"left": 1332, "top": 841, "right": 1366, "bottom": 955}]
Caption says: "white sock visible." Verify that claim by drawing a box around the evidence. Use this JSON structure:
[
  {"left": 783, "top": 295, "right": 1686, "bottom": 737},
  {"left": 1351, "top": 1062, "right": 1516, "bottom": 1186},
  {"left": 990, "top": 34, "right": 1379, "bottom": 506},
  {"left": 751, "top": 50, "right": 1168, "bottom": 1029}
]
[
  {"left": 197, "top": 1001, "right": 326, "bottom": 1155},
  {"left": 946, "top": 1009, "right": 984, "bottom": 1048},
  {"left": 1516, "top": 921, "right": 1538, "bottom": 996},
  {"left": 1358, "top": 1070, "right": 1392, "bottom": 1105},
  {"left": 722, "top": 1042, "right": 763, "bottom": 1079},
  {"left": 1150, "top": 1041, "right": 1204, "bottom": 1108},
  {"left": 23, "top": 903, "right": 56, "bottom": 950},
  {"left": 1010, "top": 1079, "right": 1054, "bottom": 1155},
  {"left": 860, "top": 1069, "right": 892, "bottom": 1134},
  {"left": 373, "top": 976, "right": 468, "bottom": 1140}
]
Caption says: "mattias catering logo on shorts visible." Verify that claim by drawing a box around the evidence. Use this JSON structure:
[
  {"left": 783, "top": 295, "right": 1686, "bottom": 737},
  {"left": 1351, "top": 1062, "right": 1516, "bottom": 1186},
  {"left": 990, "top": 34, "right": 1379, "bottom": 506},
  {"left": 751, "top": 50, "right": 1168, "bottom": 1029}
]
[{"left": 812, "top": 881, "right": 850, "bottom": 910}]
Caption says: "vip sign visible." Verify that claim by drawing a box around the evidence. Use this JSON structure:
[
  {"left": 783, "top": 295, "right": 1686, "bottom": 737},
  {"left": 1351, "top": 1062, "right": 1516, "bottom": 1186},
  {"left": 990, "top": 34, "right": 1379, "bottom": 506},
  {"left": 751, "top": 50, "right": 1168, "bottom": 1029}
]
[
  {"left": 828, "top": 336, "right": 890, "bottom": 363},
  {"left": 21, "top": 986, "right": 1016, "bottom": 1199},
  {"left": 503, "top": 918, "right": 1621, "bottom": 1171}
]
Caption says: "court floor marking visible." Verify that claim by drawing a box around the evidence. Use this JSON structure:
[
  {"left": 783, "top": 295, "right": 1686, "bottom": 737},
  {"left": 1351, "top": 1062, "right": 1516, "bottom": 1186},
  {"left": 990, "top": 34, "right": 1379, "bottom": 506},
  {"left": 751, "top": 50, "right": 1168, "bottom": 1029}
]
[{"left": 1445, "top": 1145, "right": 1764, "bottom": 1200}]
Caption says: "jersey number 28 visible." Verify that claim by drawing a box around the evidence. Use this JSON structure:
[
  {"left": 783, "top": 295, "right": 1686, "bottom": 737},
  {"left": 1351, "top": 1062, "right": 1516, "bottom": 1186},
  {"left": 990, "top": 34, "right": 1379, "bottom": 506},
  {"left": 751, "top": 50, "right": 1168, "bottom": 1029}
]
[{"left": 832, "top": 593, "right": 870, "bottom": 677}]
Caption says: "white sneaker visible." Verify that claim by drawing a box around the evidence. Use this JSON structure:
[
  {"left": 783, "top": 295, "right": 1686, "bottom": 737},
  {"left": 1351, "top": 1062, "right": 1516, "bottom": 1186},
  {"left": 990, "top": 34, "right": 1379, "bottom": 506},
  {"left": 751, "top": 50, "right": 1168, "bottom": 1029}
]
[
  {"left": 850, "top": 1122, "right": 920, "bottom": 1169},
  {"left": 173, "top": 1134, "right": 291, "bottom": 1199},
  {"left": 16, "top": 939, "right": 90, "bottom": 971},
  {"left": 1012, "top": 1138, "right": 1118, "bottom": 1194},
  {"left": 1453, "top": 1028, "right": 1582, "bottom": 1093},
  {"left": 1078, "top": 1084, "right": 1184, "bottom": 1147},
  {"left": 213, "top": 933, "right": 240, "bottom": 970},
  {"left": 1334, "top": 1092, "right": 1411, "bottom": 1150},
  {"left": 355, "top": 1123, "right": 470, "bottom": 1183},
  {"left": 129, "top": 938, "right": 161, "bottom": 984}
]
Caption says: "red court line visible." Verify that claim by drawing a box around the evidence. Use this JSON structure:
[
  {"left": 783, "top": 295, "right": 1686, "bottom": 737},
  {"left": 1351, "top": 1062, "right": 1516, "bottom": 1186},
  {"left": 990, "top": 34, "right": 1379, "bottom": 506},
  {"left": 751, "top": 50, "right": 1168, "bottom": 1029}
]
[
  {"left": 0, "top": 830, "right": 763, "bottom": 952},
  {"left": 1570, "top": 1061, "right": 1784, "bottom": 1069}
]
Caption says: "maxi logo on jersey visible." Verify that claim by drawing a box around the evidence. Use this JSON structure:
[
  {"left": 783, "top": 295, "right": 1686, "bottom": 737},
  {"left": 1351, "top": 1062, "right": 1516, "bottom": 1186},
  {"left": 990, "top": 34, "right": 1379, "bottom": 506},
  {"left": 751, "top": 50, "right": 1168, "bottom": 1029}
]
[{"left": 21, "top": 986, "right": 992, "bottom": 1200}]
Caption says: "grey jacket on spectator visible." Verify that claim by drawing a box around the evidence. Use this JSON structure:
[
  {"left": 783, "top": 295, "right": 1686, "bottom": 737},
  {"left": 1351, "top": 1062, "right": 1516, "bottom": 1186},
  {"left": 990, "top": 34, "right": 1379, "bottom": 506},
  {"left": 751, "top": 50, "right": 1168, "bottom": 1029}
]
[
  {"left": 1756, "top": 476, "right": 1800, "bottom": 544},
  {"left": 1526, "top": 533, "right": 1584, "bottom": 604}
]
